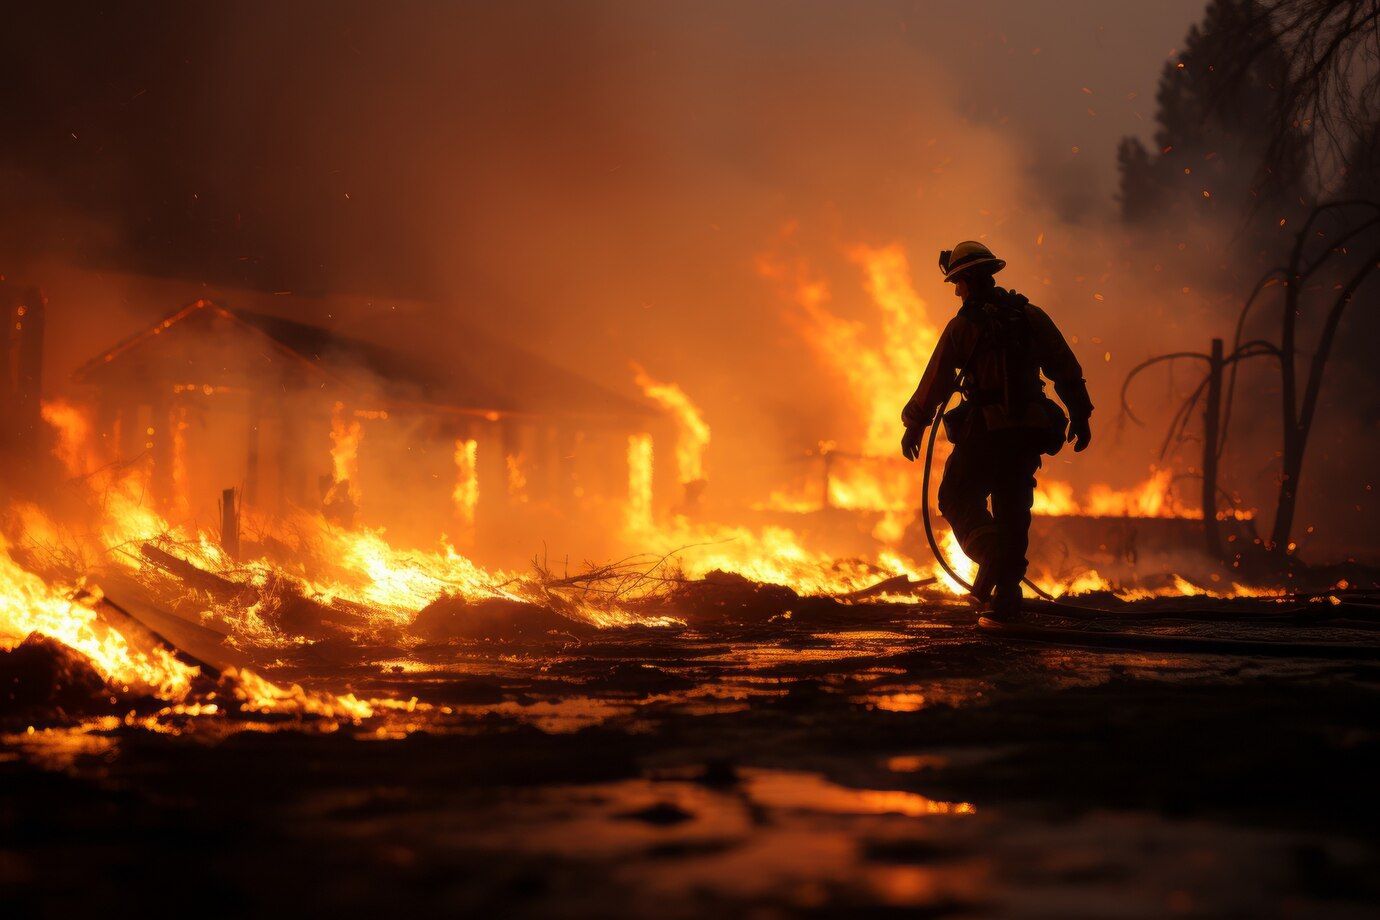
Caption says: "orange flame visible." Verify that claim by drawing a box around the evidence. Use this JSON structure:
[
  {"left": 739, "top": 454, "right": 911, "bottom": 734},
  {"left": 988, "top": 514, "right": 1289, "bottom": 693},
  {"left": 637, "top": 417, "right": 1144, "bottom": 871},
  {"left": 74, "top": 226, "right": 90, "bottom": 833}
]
[
  {"left": 626, "top": 433, "right": 654, "bottom": 532},
  {"left": 759, "top": 241, "right": 939, "bottom": 457},
  {"left": 0, "top": 536, "right": 197, "bottom": 699},
  {"left": 328, "top": 401, "right": 362, "bottom": 505},
  {"left": 170, "top": 403, "right": 190, "bottom": 518},
  {"left": 631, "top": 363, "right": 710, "bottom": 484},
  {"left": 1034, "top": 467, "right": 1206, "bottom": 519},
  {"left": 453, "top": 438, "right": 479, "bottom": 534},
  {"left": 40, "top": 399, "right": 94, "bottom": 477}
]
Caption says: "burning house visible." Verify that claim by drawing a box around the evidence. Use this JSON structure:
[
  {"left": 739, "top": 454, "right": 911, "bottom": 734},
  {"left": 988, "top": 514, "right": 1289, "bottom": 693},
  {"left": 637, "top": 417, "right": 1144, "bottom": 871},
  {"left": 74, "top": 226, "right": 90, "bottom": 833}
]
[{"left": 69, "top": 298, "right": 670, "bottom": 557}]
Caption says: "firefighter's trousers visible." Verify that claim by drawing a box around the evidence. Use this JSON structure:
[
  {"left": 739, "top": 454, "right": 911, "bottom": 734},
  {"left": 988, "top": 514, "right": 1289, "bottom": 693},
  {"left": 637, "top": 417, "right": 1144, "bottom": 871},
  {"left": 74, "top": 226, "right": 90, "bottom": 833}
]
[{"left": 937, "top": 427, "right": 1044, "bottom": 592}]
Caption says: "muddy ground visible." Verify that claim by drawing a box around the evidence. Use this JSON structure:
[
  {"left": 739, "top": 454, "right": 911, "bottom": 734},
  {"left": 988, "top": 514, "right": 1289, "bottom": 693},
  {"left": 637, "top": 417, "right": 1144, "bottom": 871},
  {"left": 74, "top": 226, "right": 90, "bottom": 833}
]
[{"left": 2, "top": 595, "right": 1378, "bottom": 918}]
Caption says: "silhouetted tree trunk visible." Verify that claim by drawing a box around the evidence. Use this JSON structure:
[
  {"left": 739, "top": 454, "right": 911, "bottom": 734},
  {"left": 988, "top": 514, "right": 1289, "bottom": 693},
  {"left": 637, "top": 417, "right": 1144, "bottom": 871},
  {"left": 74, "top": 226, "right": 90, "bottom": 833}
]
[
  {"left": 1271, "top": 223, "right": 1380, "bottom": 549},
  {"left": 1202, "top": 338, "right": 1224, "bottom": 556},
  {"left": 1120, "top": 201, "right": 1380, "bottom": 563}
]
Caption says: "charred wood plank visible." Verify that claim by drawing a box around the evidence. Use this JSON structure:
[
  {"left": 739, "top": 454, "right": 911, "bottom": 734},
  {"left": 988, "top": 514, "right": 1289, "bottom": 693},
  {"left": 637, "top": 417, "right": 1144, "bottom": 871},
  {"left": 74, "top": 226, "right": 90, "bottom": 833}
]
[{"left": 139, "top": 543, "right": 241, "bottom": 597}]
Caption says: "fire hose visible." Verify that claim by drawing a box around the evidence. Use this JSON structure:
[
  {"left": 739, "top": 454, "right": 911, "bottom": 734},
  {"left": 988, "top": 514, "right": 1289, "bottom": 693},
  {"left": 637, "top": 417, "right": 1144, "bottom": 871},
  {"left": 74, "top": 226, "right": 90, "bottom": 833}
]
[
  {"left": 917, "top": 399, "right": 1380, "bottom": 660},
  {"left": 918, "top": 397, "right": 1053, "bottom": 602}
]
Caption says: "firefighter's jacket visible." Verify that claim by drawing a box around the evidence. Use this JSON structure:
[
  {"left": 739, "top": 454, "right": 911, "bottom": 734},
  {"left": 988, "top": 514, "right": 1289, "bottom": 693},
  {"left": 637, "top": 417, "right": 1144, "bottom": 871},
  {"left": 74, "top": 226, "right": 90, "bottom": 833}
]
[{"left": 901, "top": 287, "right": 1093, "bottom": 433}]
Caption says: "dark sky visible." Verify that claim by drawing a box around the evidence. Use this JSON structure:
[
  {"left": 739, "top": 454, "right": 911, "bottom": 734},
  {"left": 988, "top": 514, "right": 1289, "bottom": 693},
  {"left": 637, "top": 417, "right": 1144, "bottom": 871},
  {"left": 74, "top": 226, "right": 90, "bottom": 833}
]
[{"left": 2, "top": 1, "right": 1200, "bottom": 298}]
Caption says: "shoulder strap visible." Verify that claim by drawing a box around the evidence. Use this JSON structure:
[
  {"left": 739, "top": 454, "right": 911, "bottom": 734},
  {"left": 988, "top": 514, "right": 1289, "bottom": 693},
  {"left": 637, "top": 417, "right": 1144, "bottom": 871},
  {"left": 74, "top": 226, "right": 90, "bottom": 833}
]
[{"left": 952, "top": 310, "right": 993, "bottom": 393}]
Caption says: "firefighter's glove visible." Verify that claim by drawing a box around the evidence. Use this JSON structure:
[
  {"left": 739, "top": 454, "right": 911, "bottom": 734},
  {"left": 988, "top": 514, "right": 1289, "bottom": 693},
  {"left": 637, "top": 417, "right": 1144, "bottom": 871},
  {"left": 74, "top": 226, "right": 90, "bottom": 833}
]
[
  {"left": 1068, "top": 416, "right": 1091, "bottom": 452},
  {"left": 901, "top": 425, "right": 924, "bottom": 462}
]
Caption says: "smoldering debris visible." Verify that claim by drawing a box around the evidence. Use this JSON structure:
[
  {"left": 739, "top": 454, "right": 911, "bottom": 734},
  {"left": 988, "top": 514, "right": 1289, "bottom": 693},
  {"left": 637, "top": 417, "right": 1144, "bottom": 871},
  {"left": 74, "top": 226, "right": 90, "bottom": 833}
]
[{"left": 0, "top": 634, "right": 116, "bottom": 728}]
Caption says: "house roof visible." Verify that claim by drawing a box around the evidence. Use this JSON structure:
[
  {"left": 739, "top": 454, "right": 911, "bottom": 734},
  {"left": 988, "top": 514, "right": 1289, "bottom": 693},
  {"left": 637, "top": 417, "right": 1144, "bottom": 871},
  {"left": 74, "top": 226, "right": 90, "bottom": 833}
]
[{"left": 75, "top": 299, "right": 658, "bottom": 423}]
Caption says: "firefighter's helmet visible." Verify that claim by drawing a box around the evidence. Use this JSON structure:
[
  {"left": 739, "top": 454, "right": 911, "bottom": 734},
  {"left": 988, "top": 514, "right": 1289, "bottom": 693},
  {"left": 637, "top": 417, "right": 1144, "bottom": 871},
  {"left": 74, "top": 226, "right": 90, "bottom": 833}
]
[{"left": 938, "top": 240, "right": 1006, "bottom": 282}]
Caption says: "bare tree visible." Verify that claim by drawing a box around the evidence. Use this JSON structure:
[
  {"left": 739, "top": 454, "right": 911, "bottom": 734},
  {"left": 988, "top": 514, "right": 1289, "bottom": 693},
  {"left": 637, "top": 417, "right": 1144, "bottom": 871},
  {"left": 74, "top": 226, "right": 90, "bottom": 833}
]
[
  {"left": 1266, "top": 200, "right": 1380, "bottom": 548},
  {"left": 1117, "top": 4, "right": 1380, "bottom": 567},
  {"left": 1124, "top": 198, "right": 1380, "bottom": 561},
  {"left": 1216, "top": 1, "right": 1380, "bottom": 186}
]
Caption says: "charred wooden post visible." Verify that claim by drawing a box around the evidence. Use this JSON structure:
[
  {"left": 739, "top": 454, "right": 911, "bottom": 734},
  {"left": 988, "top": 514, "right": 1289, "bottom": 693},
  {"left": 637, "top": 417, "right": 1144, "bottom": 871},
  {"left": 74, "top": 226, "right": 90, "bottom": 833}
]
[
  {"left": 1202, "top": 337, "right": 1224, "bottom": 558},
  {"left": 220, "top": 487, "right": 240, "bottom": 559},
  {"left": 820, "top": 448, "right": 835, "bottom": 510}
]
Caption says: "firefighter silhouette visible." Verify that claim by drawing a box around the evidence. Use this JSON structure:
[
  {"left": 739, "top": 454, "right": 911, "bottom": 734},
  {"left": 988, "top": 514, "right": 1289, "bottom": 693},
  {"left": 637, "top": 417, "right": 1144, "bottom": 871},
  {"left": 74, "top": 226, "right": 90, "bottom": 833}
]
[{"left": 901, "top": 241, "right": 1092, "bottom": 618}]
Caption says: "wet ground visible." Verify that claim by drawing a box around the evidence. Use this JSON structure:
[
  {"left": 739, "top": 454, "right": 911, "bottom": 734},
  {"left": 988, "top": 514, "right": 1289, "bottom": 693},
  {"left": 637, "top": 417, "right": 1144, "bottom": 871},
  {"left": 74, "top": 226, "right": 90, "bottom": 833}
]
[{"left": 3, "top": 598, "right": 1378, "bottom": 918}]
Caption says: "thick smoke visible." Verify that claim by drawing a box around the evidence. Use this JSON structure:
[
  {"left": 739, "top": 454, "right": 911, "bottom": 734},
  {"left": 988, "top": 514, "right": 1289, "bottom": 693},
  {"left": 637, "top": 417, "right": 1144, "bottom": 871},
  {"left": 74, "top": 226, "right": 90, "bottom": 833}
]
[{"left": 14, "top": 1, "right": 1360, "bottom": 558}]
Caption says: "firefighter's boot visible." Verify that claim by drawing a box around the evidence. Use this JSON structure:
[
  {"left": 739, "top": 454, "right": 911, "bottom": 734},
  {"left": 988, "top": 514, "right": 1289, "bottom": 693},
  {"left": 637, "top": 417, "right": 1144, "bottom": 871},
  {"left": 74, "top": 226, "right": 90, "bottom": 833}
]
[
  {"left": 962, "top": 525, "right": 1000, "bottom": 607},
  {"left": 988, "top": 581, "right": 1023, "bottom": 621}
]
